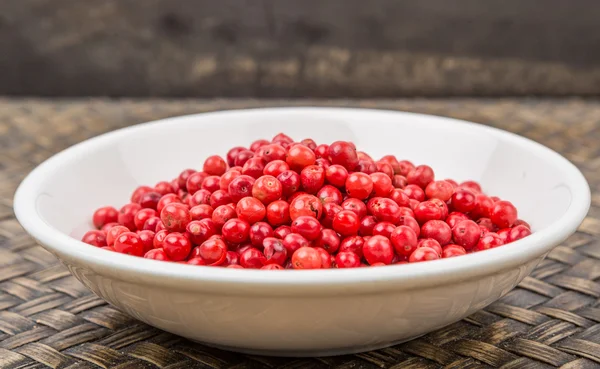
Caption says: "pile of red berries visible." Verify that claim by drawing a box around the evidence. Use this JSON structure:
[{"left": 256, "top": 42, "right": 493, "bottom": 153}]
[{"left": 82, "top": 133, "right": 531, "bottom": 269}]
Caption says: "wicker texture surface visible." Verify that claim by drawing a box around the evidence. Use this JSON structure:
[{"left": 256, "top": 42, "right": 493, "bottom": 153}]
[{"left": 0, "top": 98, "right": 599, "bottom": 369}]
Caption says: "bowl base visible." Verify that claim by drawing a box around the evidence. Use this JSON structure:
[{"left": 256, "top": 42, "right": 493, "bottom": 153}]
[{"left": 191, "top": 335, "right": 424, "bottom": 357}]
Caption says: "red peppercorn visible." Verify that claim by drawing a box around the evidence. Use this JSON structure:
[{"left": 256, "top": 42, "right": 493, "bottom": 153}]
[
  {"left": 404, "top": 184, "right": 425, "bottom": 202},
  {"left": 106, "top": 225, "right": 129, "bottom": 246},
  {"left": 442, "top": 244, "right": 467, "bottom": 258},
  {"left": 92, "top": 206, "right": 119, "bottom": 229},
  {"left": 190, "top": 204, "right": 214, "bottom": 221},
  {"left": 263, "top": 237, "right": 287, "bottom": 265},
  {"left": 407, "top": 165, "right": 434, "bottom": 189},
  {"left": 367, "top": 197, "right": 401, "bottom": 224},
  {"left": 289, "top": 194, "right": 323, "bottom": 220},
  {"left": 263, "top": 160, "right": 290, "bottom": 177},
  {"left": 221, "top": 218, "right": 251, "bottom": 244},
  {"left": 198, "top": 238, "right": 228, "bottom": 265},
  {"left": 332, "top": 210, "right": 360, "bottom": 236},
  {"left": 242, "top": 157, "right": 267, "bottom": 179},
  {"left": 421, "top": 220, "right": 452, "bottom": 245},
  {"left": 328, "top": 141, "right": 359, "bottom": 171},
  {"left": 131, "top": 186, "right": 154, "bottom": 204},
  {"left": 390, "top": 225, "right": 418, "bottom": 257},
  {"left": 370, "top": 172, "right": 393, "bottom": 197},
  {"left": 252, "top": 175, "right": 283, "bottom": 205},
  {"left": 314, "top": 144, "right": 329, "bottom": 159},
  {"left": 82, "top": 230, "right": 107, "bottom": 247},
  {"left": 274, "top": 225, "right": 292, "bottom": 240},
  {"left": 335, "top": 251, "right": 361, "bottom": 268},
  {"left": 389, "top": 189, "right": 410, "bottom": 207},
  {"left": 114, "top": 231, "right": 144, "bottom": 256},
  {"left": 277, "top": 170, "right": 302, "bottom": 197},
  {"left": 118, "top": 203, "right": 142, "bottom": 230},
  {"left": 397, "top": 215, "right": 420, "bottom": 237},
  {"left": 392, "top": 175, "right": 408, "bottom": 189},
  {"left": 507, "top": 225, "right": 531, "bottom": 243},
  {"left": 451, "top": 220, "right": 481, "bottom": 250},
  {"left": 363, "top": 235, "right": 394, "bottom": 265},
  {"left": 265, "top": 200, "right": 291, "bottom": 226},
  {"left": 222, "top": 251, "right": 240, "bottom": 266},
  {"left": 446, "top": 212, "right": 470, "bottom": 229},
  {"left": 418, "top": 238, "right": 443, "bottom": 256},
  {"left": 451, "top": 188, "right": 477, "bottom": 213},
  {"left": 226, "top": 146, "right": 246, "bottom": 167},
  {"left": 234, "top": 150, "right": 255, "bottom": 167},
  {"left": 460, "top": 181, "right": 482, "bottom": 193},
  {"left": 239, "top": 247, "right": 266, "bottom": 269},
  {"left": 155, "top": 181, "right": 176, "bottom": 196},
  {"left": 414, "top": 200, "right": 444, "bottom": 224},
  {"left": 375, "top": 162, "right": 394, "bottom": 179},
  {"left": 236, "top": 197, "right": 266, "bottom": 224},
  {"left": 359, "top": 215, "right": 377, "bottom": 236},
  {"left": 425, "top": 180, "right": 454, "bottom": 201},
  {"left": 317, "top": 185, "right": 343, "bottom": 205},
  {"left": 345, "top": 172, "right": 373, "bottom": 200},
  {"left": 300, "top": 165, "right": 326, "bottom": 194},
  {"left": 475, "top": 233, "right": 504, "bottom": 251},
  {"left": 153, "top": 229, "right": 168, "bottom": 249},
  {"left": 325, "top": 164, "right": 349, "bottom": 188},
  {"left": 314, "top": 229, "right": 340, "bottom": 254},
  {"left": 228, "top": 175, "right": 256, "bottom": 202},
  {"left": 256, "top": 143, "right": 287, "bottom": 162},
  {"left": 491, "top": 200, "right": 518, "bottom": 229},
  {"left": 133, "top": 208, "right": 157, "bottom": 231},
  {"left": 203, "top": 155, "right": 228, "bottom": 176},
  {"left": 292, "top": 246, "right": 321, "bottom": 269},
  {"left": 160, "top": 203, "right": 191, "bottom": 232},
  {"left": 144, "top": 248, "right": 171, "bottom": 260},
  {"left": 409, "top": 246, "right": 440, "bottom": 263},
  {"left": 315, "top": 247, "right": 332, "bottom": 268},
  {"left": 137, "top": 230, "right": 155, "bottom": 253},
  {"left": 372, "top": 222, "right": 396, "bottom": 239},
  {"left": 286, "top": 144, "right": 316, "bottom": 171},
  {"left": 157, "top": 193, "right": 182, "bottom": 214}
]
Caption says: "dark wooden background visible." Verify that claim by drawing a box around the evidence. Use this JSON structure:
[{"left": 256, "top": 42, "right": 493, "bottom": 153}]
[{"left": 2, "top": 0, "right": 600, "bottom": 97}]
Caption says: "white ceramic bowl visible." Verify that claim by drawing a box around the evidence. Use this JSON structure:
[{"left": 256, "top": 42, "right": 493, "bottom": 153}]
[{"left": 14, "top": 108, "right": 590, "bottom": 357}]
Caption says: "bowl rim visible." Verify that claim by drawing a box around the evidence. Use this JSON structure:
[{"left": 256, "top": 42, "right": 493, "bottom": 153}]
[{"left": 13, "top": 107, "right": 591, "bottom": 295}]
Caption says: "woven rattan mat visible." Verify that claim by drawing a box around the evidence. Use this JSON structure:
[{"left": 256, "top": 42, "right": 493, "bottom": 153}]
[{"left": 1, "top": 98, "right": 600, "bottom": 369}]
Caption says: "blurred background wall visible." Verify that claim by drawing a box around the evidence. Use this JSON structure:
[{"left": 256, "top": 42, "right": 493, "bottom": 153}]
[{"left": 1, "top": 0, "right": 600, "bottom": 97}]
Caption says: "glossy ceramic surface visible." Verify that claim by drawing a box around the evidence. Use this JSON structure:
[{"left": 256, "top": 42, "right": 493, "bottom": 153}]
[{"left": 14, "top": 108, "right": 590, "bottom": 356}]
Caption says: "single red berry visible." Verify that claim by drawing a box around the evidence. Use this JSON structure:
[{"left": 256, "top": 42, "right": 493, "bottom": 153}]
[
  {"left": 252, "top": 175, "right": 283, "bottom": 205},
  {"left": 379, "top": 155, "right": 401, "bottom": 174},
  {"left": 452, "top": 220, "right": 481, "bottom": 250},
  {"left": 228, "top": 175, "right": 256, "bottom": 203},
  {"left": 289, "top": 194, "right": 323, "bottom": 220},
  {"left": 325, "top": 164, "right": 349, "bottom": 188},
  {"left": 131, "top": 186, "right": 154, "bottom": 204},
  {"left": 212, "top": 204, "right": 237, "bottom": 231},
  {"left": 321, "top": 203, "right": 342, "bottom": 228},
  {"left": 345, "top": 172, "right": 373, "bottom": 200},
  {"left": 359, "top": 215, "right": 377, "bottom": 236},
  {"left": 114, "top": 231, "right": 144, "bottom": 256},
  {"left": 144, "top": 248, "right": 170, "bottom": 260},
  {"left": 300, "top": 165, "right": 326, "bottom": 194},
  {"left": 201, "top": 175, "right": 221, "bottom": 193},
  {"left": 314, "top": 229, "right": 341, "bottom": 254},
  {"left": 339, "top": 236, "right": 365, "bottom": 257},
  {"left": 222, "top": 251, "right": 240, "bottom": 266},
  {"left": 106, "top": 225, "right": 130, "bottom": 246},
  {"left": 497, "top": 228, "right": 511, "bottom": 242},
  {"left": 153, "top": 229, "right": 169, "bottom": 249},
  {"left": 155, "top": 181, "right": 176, "bottom": 196},
  {"left": 118, "top": 203, "right": 142, "bottom": 230},
  {"left": 367, "top": 197, "right": 401, "bottom": 224},
  {"left": 430, "top": 198, "right": 449, "bottom": 220},
  {"left": 187, "top": 189, "right": 210, "bottom": 208},
  {"left": 100, "top": 222, "right": 119, "bottom": 233},
  {"left": 460, "top": 181, "right": 482, "bottom": 193},
  {"left": 282, "top": 232, "right": 310, "bottom": 255},
  {"left": 370, "top": 172, "right": 393, "bottom": 197},
  {"left": 236, "top": 197, "right": 266, "bottom": 224},
  {"left": 418, "top": 238, "right": 442, "bottom": 256},
  {"left": 133, "top": 208, "right": 157, "bottom": 231},
  {"left": 249, "top": 221, "right": 274, "bottom": 247},
  {"left": 340, "top": 198, "right": 367, "bottom": 219},
  {"left": 442, "top": 244, "right": 467, "bottom": 258},
  {"left": 446, "top": 212, "right": 470, "bottom": 229},
  {"left": 82, "top": 230, "right": 107, "bottom": 247},
  {"left": 142, "top": 216, "right": 161, "bottom": 232},
  {"left": 425, "top": 180, "right": 454, "bottom": 201},
  {"left": 507, "top": 225, "right": 532, "bottom": 243},
  {"left": 476, "top": 232, "right": 504, "bottom": 251},
  {"left": 208, "top": 190, "right": 231, "bottom": 208},
  {"left": 239, "top": 247, "right": 266, "bottom": 269},
  {"left": 421, "top": 220, "right": 452, "bottom": 245},
  {"left": 256, "top": 143, "right": 287, "bottom": 162},
  {"left": 138, "top": 191, "right": 162, "bottom": 210},
  {"left": 409, "top": 246, "right": 440, "bottom": 263},
  {"left": 407, "top": 165, "right": 435, "bottom": 189},
  {"left": 274, "top": 225, "right": 292, "bottom": 239},
  {"left": 263, "top": 160, "right": 290, "bottom": 177},
  {"left": 477, "top": 218, "right": 496, "bottom": 232},
  {"left": 375, "top": 162, "right": 394, "bottom": 179},
  {"left": 491, "top": 200, "right": 518, "bottom": 228},
  {"left": 390, "top": 225, "right": 418, "bottom": 257},
  {"left": 277, "top": 170, "right": 302, "bottom": 197},
  {"left": 332, "top": 210, "right": 360, "bottom": 236},
  {"left": 392, "top": 175, "right": 408, "bottom": 189},
  {"left": 250, "top": 139, "right": 270, "bottom": 152},
  {"left": 316, "top": 185, "right": 343, "bottom": 205},
  {"left": 389, "top": 189, "right": 410, "bottom": 207},
  {"left": 203, "top": 155, "right": 227, "bottom": 176},
  {"left": 335, "top": 251, "right": 361, "bottom": 268},
  {"left": 451, "top": 188, "right": 477, "bottom": 213},
  {"left": 160, "top": 203, "right": 191, "bottom": 232},
  {"left": 198, "top": 238, "right": 228, "bottom": 265},
  {"left": 404, "top": 184, "right": 425, "bottom": 202},
  {"left": 397, "top": 215, "right": 420, "bottom": 237},
  {"left": 234, "top": 149, "right": 255, "bottom": 167},
  {"left": 137, "top": 230, "right": 155, "bottom": 253},
  {"left": 291, "top": 216, "right": 322, "bottom": 241},
  {"left": 372, "top": 222, "right": 396, "bottom": 239},
  {"left": 363, "top": 235, "right": 394, "bottom": 265},
  {"left": 292, "top": 247, "right": 321, "bottom": 269},
  {"left": 471, "top": 194, "right": 494, "bottom": 220},
  {"left": 299, "top": 138, "right": 316, "bottom": 150},
  {"left": 220, "top": 169, "right": 241, "bottom": 191},
  {"left": 513, "top": 219, "right": 531, "bottom": 229},
  {"left": 272, "top": 132, "right": 293, "bottom": 143},
  {"left": 266, "top": 200, "right": 291, "bottom": 226},
  {"left": 157, "top": 193, "right": 182, "bottom": 214},
  {"left": 414, "top": 200, "right": 444, "bottom": 224},
  {"left": 328, "top": 141, "right": 359, "bottom": 171},
  {"left": 242, "top": 157, "right": 267, "bottom": 179},
  {"left": 177, "top": 169, "right": 197, "bottom": 190},
  {"left": 162, "top": 232, "right": 191, "bottom": 261},
  {"left": 190, "top": 204, "right": 214, "bottom": 221},
  {"left": 286, "top": 144, "right": 316, "bottom": 171},
  {"left": 262, "top": 237, "right": 287, "bottom": 265},
  {"left": 185, "top": 172, "right": 208, "bottom": 195},
  {"left": 93, "top": 206, "right": 119, "bottom": 229},
  {"left": 315, "top": 247, "right": 333, "bottom": 268},
  {"left": 314, "top": 144, "right": 329, "bottom": 159},
  {"left": 227, "top": 146, "right": 246, "bottom": 166},
  {"left": 355, "top": 160, "right": 377, "bottom": 174},
  {"left": 221, "top": 218, "right": 251, "bottom": 244}
]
